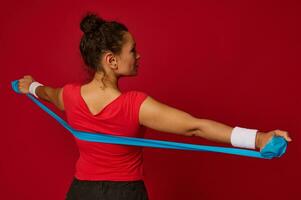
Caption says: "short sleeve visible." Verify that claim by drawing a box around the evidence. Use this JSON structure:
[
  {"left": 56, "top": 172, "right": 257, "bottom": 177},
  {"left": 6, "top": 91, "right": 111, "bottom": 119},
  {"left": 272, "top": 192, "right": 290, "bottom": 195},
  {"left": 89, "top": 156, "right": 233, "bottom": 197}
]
[
  {"left": 131, "top": 91, "right": 148, "bottom": 125},
  {"left": 62, "top": 83, "right": 78, "bottom": 114}
]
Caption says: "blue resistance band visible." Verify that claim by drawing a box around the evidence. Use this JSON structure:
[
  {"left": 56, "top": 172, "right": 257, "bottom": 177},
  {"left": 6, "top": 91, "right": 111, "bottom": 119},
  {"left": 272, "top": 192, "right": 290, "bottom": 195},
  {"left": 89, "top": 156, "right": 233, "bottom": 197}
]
[{"left": 11, "top": 80, "right": 287, "bottom": 159}]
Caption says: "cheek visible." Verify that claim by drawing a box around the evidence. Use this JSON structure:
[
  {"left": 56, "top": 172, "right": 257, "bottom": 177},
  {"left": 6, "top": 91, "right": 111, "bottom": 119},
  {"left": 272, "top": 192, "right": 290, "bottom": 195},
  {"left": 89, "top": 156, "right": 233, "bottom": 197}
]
[
  {"left": 128, "top": 56, "right": 136, "bottom": 65},
  {"left": 121, "top": 54, "right": 135, "bottom": 69}
]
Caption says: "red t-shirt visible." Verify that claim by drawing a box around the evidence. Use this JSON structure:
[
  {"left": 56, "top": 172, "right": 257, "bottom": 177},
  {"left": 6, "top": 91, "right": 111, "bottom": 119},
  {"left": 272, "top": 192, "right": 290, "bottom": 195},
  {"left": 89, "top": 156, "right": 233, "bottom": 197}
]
[{"left": 62, "top": 83, "right": 148, "bottom": 181}]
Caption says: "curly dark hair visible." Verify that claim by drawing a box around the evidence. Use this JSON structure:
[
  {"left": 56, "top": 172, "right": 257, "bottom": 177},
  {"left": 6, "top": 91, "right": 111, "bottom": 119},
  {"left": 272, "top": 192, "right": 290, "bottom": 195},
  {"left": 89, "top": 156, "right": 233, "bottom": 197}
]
[{"left": 79, "top": 12, "right": 128, "bottom": 83}]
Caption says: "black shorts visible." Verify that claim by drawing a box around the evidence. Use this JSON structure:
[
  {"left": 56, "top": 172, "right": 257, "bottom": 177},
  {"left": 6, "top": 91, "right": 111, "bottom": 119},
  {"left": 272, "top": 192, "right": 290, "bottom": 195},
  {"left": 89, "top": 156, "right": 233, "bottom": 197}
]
[{"left": 66, "top": 177, "right": 149, "bottom": 200}]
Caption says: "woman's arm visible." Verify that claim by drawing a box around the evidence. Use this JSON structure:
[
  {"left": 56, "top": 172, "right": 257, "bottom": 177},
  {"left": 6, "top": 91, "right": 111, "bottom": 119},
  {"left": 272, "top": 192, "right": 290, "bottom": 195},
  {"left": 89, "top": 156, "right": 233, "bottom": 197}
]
[
  {"left": 35, "top": 86, "right": 64, "bottom": 111},
  {"left": 139, "top": 96, "right": 292, "bottom": 150},
  {"left": 18, "top": 75, "right": 64, "bottom": 111},
  {"left": 183, "top": 119, "right": 290, "bottom": 151}
]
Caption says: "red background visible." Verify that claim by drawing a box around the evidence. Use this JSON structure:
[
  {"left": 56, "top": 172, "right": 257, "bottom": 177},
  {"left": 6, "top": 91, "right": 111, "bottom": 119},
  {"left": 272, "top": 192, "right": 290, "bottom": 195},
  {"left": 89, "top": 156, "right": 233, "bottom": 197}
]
[{"left": 1, "top": 0, "right": 300, "bottom": 199}]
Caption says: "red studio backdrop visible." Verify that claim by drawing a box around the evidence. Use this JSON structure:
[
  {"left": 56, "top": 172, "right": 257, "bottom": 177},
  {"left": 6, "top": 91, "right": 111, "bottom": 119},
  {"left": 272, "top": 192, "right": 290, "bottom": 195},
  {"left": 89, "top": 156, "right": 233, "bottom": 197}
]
[{"left": 1, "top": 0, "right": 300, "bottom": 199}]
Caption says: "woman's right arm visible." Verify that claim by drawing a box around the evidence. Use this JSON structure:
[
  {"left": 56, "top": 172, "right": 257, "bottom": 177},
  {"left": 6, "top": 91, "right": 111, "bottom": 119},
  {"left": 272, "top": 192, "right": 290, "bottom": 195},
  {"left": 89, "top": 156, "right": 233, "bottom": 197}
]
[
  {"left": 139, "top": 96, "right": 292, "bottom": 150},
  {"left": 18, "top": 75, "right": 64, "bottom": 111}
]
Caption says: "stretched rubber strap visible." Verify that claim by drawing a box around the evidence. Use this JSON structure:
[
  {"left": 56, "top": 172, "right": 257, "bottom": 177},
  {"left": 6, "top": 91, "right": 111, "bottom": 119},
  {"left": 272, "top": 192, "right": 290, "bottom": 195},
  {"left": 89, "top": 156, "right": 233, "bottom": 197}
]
[{"left": 11, "top": 80, "right": 287, "bottom": 159}]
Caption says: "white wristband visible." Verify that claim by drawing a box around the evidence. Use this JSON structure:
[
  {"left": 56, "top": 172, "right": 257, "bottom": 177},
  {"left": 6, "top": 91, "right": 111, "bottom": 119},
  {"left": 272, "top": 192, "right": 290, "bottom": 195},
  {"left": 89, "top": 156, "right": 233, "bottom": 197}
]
[
  {"left": 230, "top": 127, "right": 258, "bottom": 149},
  {"left": 29, "top": 81, "right": 44, "bottom": 98}
]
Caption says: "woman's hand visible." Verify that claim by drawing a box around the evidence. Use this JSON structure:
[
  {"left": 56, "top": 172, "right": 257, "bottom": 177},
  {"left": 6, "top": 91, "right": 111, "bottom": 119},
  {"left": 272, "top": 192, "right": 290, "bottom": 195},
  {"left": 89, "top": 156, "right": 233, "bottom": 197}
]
[
  {"left": 18, "top": 75, "right": 34, "bottom": 94},
  {"left": 256, "top": 130, "right": 292, "bottom": 151}
]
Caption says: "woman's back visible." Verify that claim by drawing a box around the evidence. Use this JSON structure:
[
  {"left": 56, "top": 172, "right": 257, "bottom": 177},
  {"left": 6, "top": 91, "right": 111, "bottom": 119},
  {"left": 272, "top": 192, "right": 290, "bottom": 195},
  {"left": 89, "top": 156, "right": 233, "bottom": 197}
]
[
  {"left": 63, "top": 83, "right": 148, "bottom": 181},
  {"left": 80, "top": 83, "right": 123, "bottom": 116}
]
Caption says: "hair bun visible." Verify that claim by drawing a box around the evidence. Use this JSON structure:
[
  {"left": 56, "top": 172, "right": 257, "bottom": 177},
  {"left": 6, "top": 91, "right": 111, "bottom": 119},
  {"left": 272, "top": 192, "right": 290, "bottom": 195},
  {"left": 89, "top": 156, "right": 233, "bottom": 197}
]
[{"left": 80, "top": 13, "right": 106, "bottom": 33}]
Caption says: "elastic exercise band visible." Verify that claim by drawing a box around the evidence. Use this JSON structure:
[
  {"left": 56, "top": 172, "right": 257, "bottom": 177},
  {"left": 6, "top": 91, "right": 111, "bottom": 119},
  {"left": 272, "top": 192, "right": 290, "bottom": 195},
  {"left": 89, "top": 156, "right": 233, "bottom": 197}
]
[{"left": 11, "top": 80, "right": 287, "bottom": 159}]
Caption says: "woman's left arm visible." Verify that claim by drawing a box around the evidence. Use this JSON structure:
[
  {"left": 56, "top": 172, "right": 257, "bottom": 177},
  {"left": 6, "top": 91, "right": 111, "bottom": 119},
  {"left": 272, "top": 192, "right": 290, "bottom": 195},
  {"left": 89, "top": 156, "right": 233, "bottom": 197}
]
[{"left": 18, "top": 75, "right": 64, "bottom": 111}]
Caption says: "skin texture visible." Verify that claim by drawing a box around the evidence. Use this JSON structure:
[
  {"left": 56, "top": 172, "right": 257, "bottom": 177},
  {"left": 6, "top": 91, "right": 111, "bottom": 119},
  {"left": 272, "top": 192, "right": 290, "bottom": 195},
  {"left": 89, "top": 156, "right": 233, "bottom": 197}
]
[{"left": 18, "top": 31, "right": 292, "bottom": 151}]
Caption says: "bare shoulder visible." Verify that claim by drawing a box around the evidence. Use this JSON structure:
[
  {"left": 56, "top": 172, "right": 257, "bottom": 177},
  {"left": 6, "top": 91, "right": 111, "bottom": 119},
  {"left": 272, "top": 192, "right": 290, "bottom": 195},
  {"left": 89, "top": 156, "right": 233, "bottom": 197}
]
[{"left": 139, "top": 95, "right": 199, "bottom": 135}]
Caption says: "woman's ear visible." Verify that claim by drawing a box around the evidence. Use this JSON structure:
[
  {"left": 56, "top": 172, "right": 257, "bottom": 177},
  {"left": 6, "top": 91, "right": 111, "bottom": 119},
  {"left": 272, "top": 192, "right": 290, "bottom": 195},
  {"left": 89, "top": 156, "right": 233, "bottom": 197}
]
[
  {"left": 104, "top": 52, "right": 118, "bottom": 69},
  {"left": 110, "top": 56, "right": 118, "bottom": 68}
]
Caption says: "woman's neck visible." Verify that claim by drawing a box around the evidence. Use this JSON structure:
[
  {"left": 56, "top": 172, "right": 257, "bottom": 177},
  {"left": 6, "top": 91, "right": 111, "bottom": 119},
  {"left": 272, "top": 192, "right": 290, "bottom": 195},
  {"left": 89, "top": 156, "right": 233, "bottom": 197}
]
[{"left": 91, "top": 71, "right": 120, "bottom": 91}]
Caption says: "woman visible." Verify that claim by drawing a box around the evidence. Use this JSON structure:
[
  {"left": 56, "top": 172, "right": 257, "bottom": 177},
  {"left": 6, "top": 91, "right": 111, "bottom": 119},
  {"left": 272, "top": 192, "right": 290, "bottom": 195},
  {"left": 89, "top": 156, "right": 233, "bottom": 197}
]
[{"left": 17, "top": 13, "right": 292, "bottom": 200}]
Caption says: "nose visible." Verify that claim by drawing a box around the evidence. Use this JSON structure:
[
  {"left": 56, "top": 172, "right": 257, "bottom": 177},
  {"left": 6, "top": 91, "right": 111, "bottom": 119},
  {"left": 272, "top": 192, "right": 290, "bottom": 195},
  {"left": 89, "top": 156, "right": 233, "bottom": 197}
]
[{"left": 136, "top": 53, "right": 141, "bottom": 60}]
